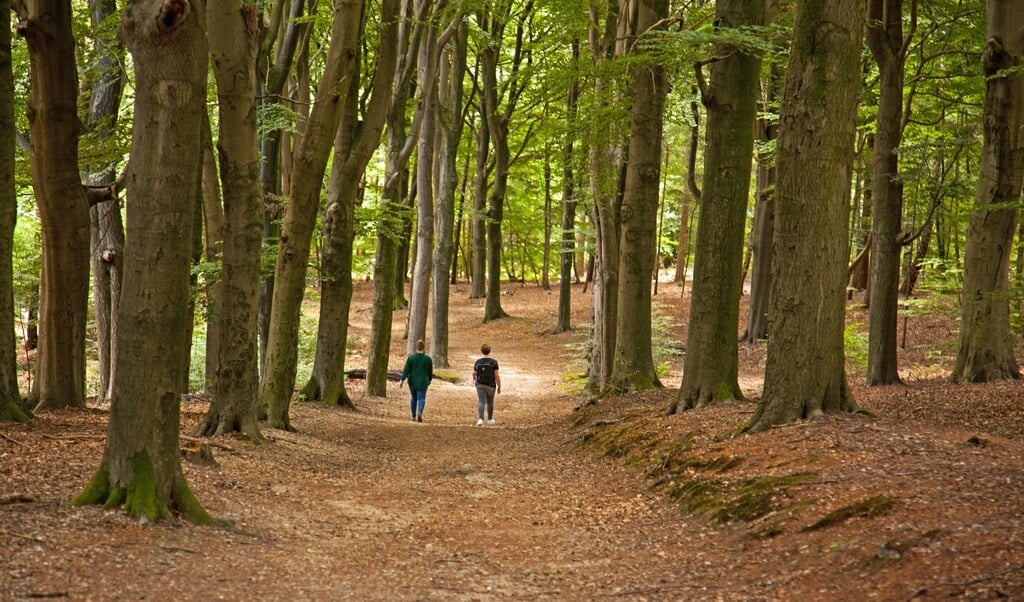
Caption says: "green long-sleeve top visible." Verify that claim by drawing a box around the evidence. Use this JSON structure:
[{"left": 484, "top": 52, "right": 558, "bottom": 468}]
[{"left": 401, "top": 352, "right": 434, "bottom": 391}]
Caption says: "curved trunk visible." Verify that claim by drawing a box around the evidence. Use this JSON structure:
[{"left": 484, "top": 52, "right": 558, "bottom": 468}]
[{"left": 258, "top": 3, "right": 363, "bottom": 430}]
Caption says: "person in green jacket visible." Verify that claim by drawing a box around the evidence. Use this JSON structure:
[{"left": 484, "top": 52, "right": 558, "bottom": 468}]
[{"left": 400, "top": 339, "right": 434, "bottom": 422}]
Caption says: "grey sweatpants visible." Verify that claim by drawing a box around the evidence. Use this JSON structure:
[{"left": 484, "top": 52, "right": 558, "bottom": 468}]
[{"left": 476, "top": 384, "right": 496, "bottom": 420}]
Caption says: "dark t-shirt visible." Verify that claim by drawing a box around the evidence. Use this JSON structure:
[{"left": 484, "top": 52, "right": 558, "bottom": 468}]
[{"left": 473, "top": 357, "right": 499, "bottom": 387}]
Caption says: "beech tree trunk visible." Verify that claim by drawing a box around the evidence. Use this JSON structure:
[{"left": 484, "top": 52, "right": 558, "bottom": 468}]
[
  {"left": 609, "top": 0, "right": 669, "bottom": 394},
  {"left": 866, "top": 0, "right": 911, "bottom": 386},
  {"left": 258, "top": 0, "right": 367, "bottom": 430},
  {"left": 194, "top": 0, "right": 264, "bottom": 439},
  {"left": 74, "top": 0, "right": 212, "bottom": 523},
  {"left": 554, "top": 49, "right": 580, "bottom": 335},
  {"left": 305, "top": 0, "right": 399, "bottom": 406},
  {"left": 0, "top": 0, "right": 25, "bottom": 421},
  {"left": 18, "top": 0, "right": 90, "bottom": 412},
  {"left": 674, "top": 0, "right": 763, "bottom": 411},
  {"left": 741, "top": 114, "right": 777, "bottom": 343},
  {"left": 430, "top": 21, "right": 468, "bottom": 367},
  {"left": 952, "top": 1, "right": 1024, "bottom": 383},
  {"left": 584, "top": 0, "right": 620, "bottom": 395},
  {"left": 745, "top": 0, "right": 864, "bottom": 432}
]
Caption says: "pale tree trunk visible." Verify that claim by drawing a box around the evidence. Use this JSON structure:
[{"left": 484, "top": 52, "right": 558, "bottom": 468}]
[
  {"left": 304, "top": 0, "right": 400, "bottom": 406},
  {"left": 674, "top": 95, "right": 702, "bottom": 285},
  {"left": 430, "top": 20, "right": 468, "bottom": 368},
  {"left": 737, "top": 112, "right": 774, "bottom": 344},
  {"left": 541, "top": 144, "right": 553, "bottom": 291},
  {"left": 952, "top": 1, "right": 1024, "bottom": 383},
  {"left": 193, "top": 1, "right": 264, "bottom": 439},
  {"left": 554, "top": 47, "right": 580, "bottom": 335},
  {"left": 470, "top": 114, "right": 489, "bottom": 299},
  {"left": 74, "top": 0, "right": 212, "bottom": 523},
  {"left": 200, "top": 113, "right": 223, "bottom": 393},
  {"left": 259, "top": 0, "right": 368, "bottom": 431},
  {"left": 366, "top": 0, "right": 431, "bottom": 397},
  {"left": 745, "top": 0, "right": 864, "bottom": 433},
  {"left": 674, "top": 0, "right": 763, "bottom": 411},
  {"left": 866, "top": 0, "right": 913, "bottom": 386},
  {"left": 609, "top": 0, "right": 669, "bottom": 394},
  {"left": 407, "top": 17, "right": 443, "bottom": 354},
  {"left": 585, "top": 0, "right": 621, "bottom": 395},
  {"left": 0, "top": 0, "right": 25, "bottom": 421},
  {"left": 84, "top": 0, "right": 125, "bottom": 407},
  {"left": 18, "top": 0, "right": 90, "bottom": 412}
]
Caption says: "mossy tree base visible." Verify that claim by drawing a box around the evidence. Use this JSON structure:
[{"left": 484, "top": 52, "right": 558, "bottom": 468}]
[
  {"left": 0, "top": 400, "right": 29, "bottom": 422},
  {"left": 72, "top": 452, "right": 219, "bottom": 526}
]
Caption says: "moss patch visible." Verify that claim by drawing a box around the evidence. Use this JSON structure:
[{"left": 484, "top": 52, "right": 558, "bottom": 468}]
[{"left": 803, "top": 495, "right": 899, "bottom": 532}]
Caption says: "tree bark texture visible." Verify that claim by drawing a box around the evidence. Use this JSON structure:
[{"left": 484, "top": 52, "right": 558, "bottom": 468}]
[
  {"left": 584, "top": 0, "right": 621, "bottom": 395},
  {"left": 610, "top": 0, "right": 669, "bottom": 394},
  {"left": 952, "top": 2, "right": 1024, "bottom": 383},
  {"left": 866, "top": 0, "right": 910, "bottom": 386},
  {"left": 0, "top": 0, "right": 25, "bottom": 421},
  {"left": 675, "top": 0, "right": 763, "bottom": 411},
  {"left": 742, "top": 115, "right": 777, "bottom": 343},
  {"left": 75, "top": 0, "right": 212, "bottom": 523},
  {"left": 258, "top": 0, "right": 364, "bottom": 430},
  {"left": 554, "top": 51, "right": 580, "bottom": 335},
  {"left": 306, "top": 0, "right": 399, "bottom": 406},
  {"left": 745, "top": 0, "right": 865, "bottom": 432},
  {"left": 430, "top": 20, "right": 468, "bottom": 368},
  {"left": 194, "top": 0, "right": 264, "bottom": 439},
  {"left": 19, "top": 0, "right": 91, "bottom": 411},
  {"left": 84, "top": 0, "right": 125, "bottom": 407},
  {"left": 479, "top": 23, "right": 509, "bottom": 322}
]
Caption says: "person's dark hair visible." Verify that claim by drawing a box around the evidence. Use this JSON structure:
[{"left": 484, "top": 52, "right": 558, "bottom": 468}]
[
  {"left": 480, "top": 344, "right": 491, "bottom": 355},
  {"left": 416, "top": 339, "right": 425, "bottom": 352}
]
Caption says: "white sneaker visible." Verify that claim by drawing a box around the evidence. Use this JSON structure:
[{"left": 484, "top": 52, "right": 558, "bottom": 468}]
[
  {"left": 487, "top": 419, "right": 495, "bottom": 426},
  {"left": 476, "top": 419, "right": 484, "bottom": 426}
]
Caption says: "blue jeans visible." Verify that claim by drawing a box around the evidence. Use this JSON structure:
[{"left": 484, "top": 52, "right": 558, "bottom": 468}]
[{"left": 409, "top": 388, "right": 426, "bottom": 418}]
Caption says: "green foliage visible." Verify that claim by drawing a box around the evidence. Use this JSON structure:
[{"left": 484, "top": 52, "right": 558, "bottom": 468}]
[
  {"left": 844, "top": 322, "right": 869, "bottom": 371},
  {"left": 651, "top": 302, "right": 683, "bottom": 377}
]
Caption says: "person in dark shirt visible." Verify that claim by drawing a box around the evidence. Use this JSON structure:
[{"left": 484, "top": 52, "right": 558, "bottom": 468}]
[
  {"left": 472, "top": 343, "right": 501, "bottom": 426},
  {"left": 400, "top": 339, "right": 434, "bottom": 422}
]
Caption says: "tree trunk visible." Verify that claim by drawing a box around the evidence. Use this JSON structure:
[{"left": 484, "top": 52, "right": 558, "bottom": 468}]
[
  {"left": 745, "top": 0, "right": 864, "bottom": 433},
  {"left": 74, "top": 0, "right": 212, "bottom": 523},
  {"left": 674, "top": 0, "right": 763, "bottom": 411},
  {"left": 193, "top": 1, "right": 264, "bottom": 440},
  {"left": 609, "top": 0, "right": 669, "bottom": 394},
  {"left": 554, "top": 48, "right": 580, "bottom": 335},
  {"left": 952, "top": 4, "right": 1024, "bottom": 383},
  {"left": 256, "top": 0, "right": 305, "bottom": 373},
  {"left": 430, "top": 20, "right": 468, "bottom": 368},
  {"left": 741, "top": 114, "right": 777, "bottom": 343},
  {"left": 470, "top": 114, "right": 489, "bottom": 299},
  {"left": 19, "top": 0, "right": 91, "bottom": 412},
  {"left": 305, "top": 0, "right": 399, "bottom": 406},
  {"left": 84, "top": 0, "right": 125, "bottom": 407},
  {"left": 366, "top": 0, "right": 430, "bottom": 396},
  {"left": 866, "top": 0, "right": 910, "bottom": 386},
  {"left": 0, "top": 0, "right": 25, "bottom": 421},
  {"left": 479, "top": 34, "right": 509, "bottom": 322},
  {"left": 407, "top": 18, "right": 441, "bottom": 353},
  {"left": 200, "top": 113, "right": 223, "bottom": 394},
  {"left": 584, "top": 0, "right": 620, "bottom": 395},
  {"left": 258, "top": 1, "right": 365, "bottom": 431}
]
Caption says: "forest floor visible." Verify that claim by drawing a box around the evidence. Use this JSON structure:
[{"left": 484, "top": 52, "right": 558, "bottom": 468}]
[{"left": 2, "top": 278, "right": 1023, "bottom": 601}]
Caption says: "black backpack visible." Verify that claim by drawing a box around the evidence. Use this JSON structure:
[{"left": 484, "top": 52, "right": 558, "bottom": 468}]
[{"left": 476, "top": 359, "right": 496, "bottom": 386}]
